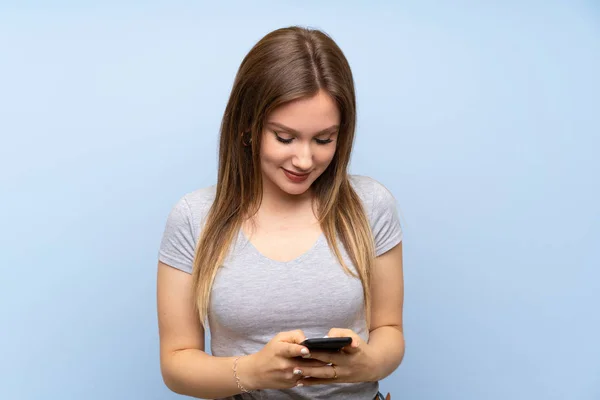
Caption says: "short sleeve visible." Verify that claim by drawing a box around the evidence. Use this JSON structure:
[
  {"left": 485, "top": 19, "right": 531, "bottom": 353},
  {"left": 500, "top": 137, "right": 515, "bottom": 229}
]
[
  {"left": 370, "top": 181, "right": 403, "bottom": 256},
  {"left": 158, "top": 196, "right": 197, "bottom": 274}
]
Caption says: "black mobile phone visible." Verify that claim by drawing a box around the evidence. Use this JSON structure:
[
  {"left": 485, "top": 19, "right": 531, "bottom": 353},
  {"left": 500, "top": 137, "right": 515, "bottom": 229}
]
[{"left": 300, "top": 337, "right": 352, "bottom": 352}]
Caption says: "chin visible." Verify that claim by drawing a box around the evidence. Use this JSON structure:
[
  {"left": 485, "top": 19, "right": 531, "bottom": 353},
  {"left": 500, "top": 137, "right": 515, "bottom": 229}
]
[{"left": 278, "top": 181, "right": 312, "bottom": 196}]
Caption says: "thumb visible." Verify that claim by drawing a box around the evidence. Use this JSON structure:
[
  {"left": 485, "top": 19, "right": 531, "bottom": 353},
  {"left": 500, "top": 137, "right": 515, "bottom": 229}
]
[
  {"left": 278, "top": 329, "right": 307, "bottom": 344},
  {"left": 327, "top": 328, "right": 362, "bottom": 353},
  {"left": 276, "top": 330, "right": 310, "bottom": 358}
]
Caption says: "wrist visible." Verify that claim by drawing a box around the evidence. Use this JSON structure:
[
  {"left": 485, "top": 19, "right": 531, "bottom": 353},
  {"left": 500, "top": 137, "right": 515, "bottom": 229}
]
[
  {"left": 235, "top": 354, "right": 259, "bottom": 391},
  {"left": 365, "top": 345, "right": 386, "bottom": 382},
  {"left": 365, "top": 326, "right": 406, "bottom": 381}
]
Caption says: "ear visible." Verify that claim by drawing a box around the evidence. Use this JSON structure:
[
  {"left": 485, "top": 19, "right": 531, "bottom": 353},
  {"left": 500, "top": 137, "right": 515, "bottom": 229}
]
[{"left": 241, "top": 131, "right": 252, "bottom": 147}]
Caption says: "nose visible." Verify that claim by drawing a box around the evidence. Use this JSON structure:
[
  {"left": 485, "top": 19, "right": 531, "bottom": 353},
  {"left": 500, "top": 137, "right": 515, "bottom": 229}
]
[{"left": 291, "top": 143, "right": 313, "bottom": 171}]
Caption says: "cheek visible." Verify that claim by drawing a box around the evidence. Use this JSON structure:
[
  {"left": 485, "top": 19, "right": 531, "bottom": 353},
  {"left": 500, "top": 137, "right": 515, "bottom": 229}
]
[
  {"left": 316, "top": 146, "right": 337, "bottom": 166},
  {"left": 260, "top": 138, "right": 276, "bottom": 162},
  {"left": 260, "top": 140, "right": 288, "bottom": 167}
]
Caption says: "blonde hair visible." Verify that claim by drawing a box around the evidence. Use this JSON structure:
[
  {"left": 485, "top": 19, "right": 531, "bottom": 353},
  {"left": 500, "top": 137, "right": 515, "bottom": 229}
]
[{"left": 192, "top": 26, "right": 376, "bottom": 328}]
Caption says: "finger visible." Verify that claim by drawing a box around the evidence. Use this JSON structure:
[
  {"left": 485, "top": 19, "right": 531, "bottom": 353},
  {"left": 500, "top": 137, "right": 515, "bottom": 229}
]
[
  {"left": 305, "top": 350, "right": 340, "bottom": 365},
  {"left": 327, "top": 328, "right": 362, "bottom": 353},
  {"left": 280, "top": 342, "right": 311, "bottom": 358},
  {"left": 290, "top": 360, "right": 331, "bottom": 379},
  {"left": 276, "top": 330, "right": 310, "bottom": 358},
  {"left": 296, "top": 364, "right": 339, "bottom": 380},
  {"left": 294, "top": 359, "right": 330, "bottom": 368},
  {"left": 278, "top": 329, "right": 307, "bottom": 344}
]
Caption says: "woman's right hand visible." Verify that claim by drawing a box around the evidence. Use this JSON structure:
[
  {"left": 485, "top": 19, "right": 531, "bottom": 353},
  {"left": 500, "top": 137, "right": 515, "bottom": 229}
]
[{"left": 238, "top": 330, "right": 328, "bottom": 390}]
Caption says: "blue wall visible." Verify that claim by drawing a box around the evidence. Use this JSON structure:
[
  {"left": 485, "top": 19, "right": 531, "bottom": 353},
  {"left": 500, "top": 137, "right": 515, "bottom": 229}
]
[{"left": 1, "top": 1, "right": 598, "bottom": 399}]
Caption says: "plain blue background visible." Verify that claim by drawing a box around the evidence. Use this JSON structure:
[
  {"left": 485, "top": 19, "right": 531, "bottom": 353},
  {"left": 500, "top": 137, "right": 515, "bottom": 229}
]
[{"left": 1, "top": 1, "right": 598, "bottom": 399}]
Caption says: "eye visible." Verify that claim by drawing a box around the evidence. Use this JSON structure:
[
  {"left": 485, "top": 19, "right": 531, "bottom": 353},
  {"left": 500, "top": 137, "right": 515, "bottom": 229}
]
[
  {"left": 273, "top": 131, "right": 293, "bottom": 144},
  {"left": 315, "top": 138, "right": 333, "bottom": 145}
]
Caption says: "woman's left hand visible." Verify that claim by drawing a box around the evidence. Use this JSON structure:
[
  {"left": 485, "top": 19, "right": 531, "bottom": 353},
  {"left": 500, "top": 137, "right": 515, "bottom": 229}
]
[{"left": 295, "top": 328, "right": 380, "bottom": 386}]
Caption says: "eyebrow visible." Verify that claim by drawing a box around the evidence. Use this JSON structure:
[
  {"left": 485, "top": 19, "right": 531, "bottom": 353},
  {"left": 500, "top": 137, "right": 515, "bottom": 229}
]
[{"left": 266, "top": 121, "right": 339, "bottom": 136}]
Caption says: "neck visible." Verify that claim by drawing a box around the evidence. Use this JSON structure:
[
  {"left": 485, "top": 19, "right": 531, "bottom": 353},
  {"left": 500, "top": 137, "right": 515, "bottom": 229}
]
[{"left": 259, "top": 177, "right": 315, "bottom": 217}]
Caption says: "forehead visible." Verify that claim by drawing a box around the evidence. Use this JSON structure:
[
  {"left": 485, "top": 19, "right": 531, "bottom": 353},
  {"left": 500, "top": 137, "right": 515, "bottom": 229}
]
[{"left": 266, "top": 90, "right": 340, "bottom": 133}]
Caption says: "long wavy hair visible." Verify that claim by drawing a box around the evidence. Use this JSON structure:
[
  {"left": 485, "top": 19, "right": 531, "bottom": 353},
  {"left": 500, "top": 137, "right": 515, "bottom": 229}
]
[{"left": 192, "top": 26, "right": 376, "bottom": 328}]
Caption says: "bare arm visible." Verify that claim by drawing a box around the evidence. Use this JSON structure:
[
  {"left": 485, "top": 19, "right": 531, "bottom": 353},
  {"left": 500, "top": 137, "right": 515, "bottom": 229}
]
[
  {"left": 157, "top": 261, "right": 323, "bottom": 397},
  {"left": 157, "top": 261, "right": 253, "bottom": 398},
  {"left": 367, "top": 242, "right": 405, "bottom": 380}
]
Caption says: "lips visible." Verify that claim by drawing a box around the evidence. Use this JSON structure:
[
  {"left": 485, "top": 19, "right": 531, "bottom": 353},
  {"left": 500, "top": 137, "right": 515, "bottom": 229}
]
[{"left": 282, "top": 168, "right": 310, "bottom": 183}]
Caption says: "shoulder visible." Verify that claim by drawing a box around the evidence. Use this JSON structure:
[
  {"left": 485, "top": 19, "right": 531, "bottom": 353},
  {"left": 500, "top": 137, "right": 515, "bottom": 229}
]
[
  {"left": 349, "top": 174, "right": 403, "bottom": 254},
  {"left": 349, "top": 174, "right": 390, "bottom": 195},
  {"left": 158, "top": 185, "right": 217, "bottom": 273},
  {"left": 165, "top": 184, "right": 217, "bottom": 238},
  {"left": 181, "top": 185, "right": 217, "bottom": 218},
  {"left": 349, "top": 174, "right": 397, "bottom": 216}
]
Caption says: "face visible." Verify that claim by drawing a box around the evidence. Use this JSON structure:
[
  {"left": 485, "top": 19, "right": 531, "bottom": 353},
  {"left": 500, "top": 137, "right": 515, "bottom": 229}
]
[{"left": 259, "top": 89, "right": 341, "bottom": 197}]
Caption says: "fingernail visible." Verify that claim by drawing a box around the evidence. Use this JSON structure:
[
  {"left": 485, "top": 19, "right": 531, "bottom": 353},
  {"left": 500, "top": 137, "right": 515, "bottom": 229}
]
[
  {"left": 296, "top": 382, "right": 304, "bottom": 387},
  {"left": 302, "top": 353, "right": 311, "bottom": 358},
  {"left": 293, "top": 368, "right": 303, "bottom": 375},
  {"left": 300, "top": 348, "right": 309, "bottom": 355}
]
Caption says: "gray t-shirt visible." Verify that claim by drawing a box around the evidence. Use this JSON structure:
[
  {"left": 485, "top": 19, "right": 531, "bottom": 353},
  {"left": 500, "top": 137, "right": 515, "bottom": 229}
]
[{"left": 158, "top": 175, "right": 403, "bottom": 400}]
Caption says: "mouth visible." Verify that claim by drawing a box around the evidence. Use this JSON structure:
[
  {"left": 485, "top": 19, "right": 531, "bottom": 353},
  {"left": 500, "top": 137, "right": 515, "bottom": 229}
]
[{"left": 282, "top": 168, "right": 310, "bottom": 183}]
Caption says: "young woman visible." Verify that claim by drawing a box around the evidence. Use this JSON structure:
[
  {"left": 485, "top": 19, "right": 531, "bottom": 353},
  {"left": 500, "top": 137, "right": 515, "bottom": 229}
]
[{"left": 157, "top": 26, "right": 404, "bottom": 400}]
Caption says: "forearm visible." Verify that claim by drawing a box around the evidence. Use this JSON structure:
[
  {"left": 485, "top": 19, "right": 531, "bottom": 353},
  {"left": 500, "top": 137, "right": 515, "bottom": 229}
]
[
  {"left": 162, "top": 349, "right": 254, "bottom": 399},
  {"left": 367, "top": 325, "right": 405, "bottom": 380}
]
